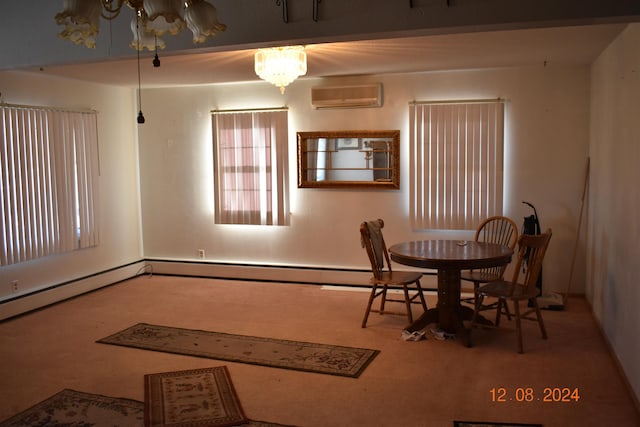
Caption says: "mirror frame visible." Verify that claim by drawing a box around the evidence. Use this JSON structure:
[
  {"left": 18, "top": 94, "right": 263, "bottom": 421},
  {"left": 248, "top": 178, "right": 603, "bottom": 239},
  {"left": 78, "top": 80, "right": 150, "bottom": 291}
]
[{"left": 297, "top": 130, "right": 400, "bottom": 189}]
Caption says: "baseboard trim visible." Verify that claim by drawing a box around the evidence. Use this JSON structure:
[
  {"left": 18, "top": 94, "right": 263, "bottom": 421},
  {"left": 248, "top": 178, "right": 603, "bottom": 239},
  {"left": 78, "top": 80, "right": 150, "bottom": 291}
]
[
  {"left": 0, "top": 260, "right": 146, "bottom": 321},
  {"left": 144, "top": 259, "right": 438, "bottom": 289},
  {"left": 0, "top": 259, "right": 439, "bottom": 322}
]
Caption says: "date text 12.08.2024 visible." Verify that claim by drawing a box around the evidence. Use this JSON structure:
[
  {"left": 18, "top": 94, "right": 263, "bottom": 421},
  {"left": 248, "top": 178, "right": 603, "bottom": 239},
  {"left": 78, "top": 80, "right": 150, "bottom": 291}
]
[{"left": 490, "top": 387, "right": 580, "bottom": 402}]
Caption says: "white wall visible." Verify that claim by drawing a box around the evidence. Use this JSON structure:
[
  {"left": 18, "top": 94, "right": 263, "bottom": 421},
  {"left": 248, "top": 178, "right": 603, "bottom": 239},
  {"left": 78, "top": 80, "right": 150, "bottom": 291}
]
[
  {"left": 138, "top": 64, "right": 590, "bottom": 295},
  {"left": 0, "top": 71, "right": 143, "bottom": 304},
  {"left": 589, "top": 23, "right": 640, "bottom": 402}
]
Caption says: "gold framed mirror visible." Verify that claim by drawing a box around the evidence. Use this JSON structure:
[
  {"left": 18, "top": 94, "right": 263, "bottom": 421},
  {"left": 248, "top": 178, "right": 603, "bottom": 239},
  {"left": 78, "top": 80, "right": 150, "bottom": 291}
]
[{"left": 297, "top": 130, "right": 400, "bottom": 189}]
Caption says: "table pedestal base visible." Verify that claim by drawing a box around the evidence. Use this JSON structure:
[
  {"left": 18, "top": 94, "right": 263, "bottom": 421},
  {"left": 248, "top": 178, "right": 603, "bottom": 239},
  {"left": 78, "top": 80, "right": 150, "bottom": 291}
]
[{"left": 404, "top": 269, "right": 492, "bottom": 342}]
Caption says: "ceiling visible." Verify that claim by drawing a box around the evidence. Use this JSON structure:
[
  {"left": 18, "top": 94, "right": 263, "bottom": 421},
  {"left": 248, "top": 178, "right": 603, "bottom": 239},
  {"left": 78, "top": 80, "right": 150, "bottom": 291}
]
[{"left": 29, "top": 23, "right": 627, "bottom": 89}]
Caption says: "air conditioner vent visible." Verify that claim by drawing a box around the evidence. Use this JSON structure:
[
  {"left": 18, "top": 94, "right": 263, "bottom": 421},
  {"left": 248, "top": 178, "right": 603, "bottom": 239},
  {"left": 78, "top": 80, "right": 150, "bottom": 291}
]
[{"left": 311, "top": 83, "right": 383, "bottom": 109}]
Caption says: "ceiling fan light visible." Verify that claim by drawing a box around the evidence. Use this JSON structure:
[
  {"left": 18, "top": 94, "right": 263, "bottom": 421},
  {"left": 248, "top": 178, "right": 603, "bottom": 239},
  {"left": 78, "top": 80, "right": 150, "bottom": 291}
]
[
  {"left": 55, "top": 0, "right": 101, "bottom": 48},
  {"left": 143, "top": 0, "right": 185, "bottom": 36},
  {"left": 255, "top": 45, "right": 307, "bottom": 94},
  {"left": 183, "top": 0, "right": 227, "bottom": 44}
]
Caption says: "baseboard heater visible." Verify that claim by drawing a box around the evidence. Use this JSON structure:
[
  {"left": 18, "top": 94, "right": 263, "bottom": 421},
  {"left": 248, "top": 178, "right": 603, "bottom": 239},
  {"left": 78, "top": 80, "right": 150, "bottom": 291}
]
[
  {"left": 0, "top": 260, "right": 146, "bottom": 321},
  {"left": 145, "top": 259, "right": 437, "bottom": 288},
  {"left": 0, "top": 260, "right": 438, "bottom": 321}
]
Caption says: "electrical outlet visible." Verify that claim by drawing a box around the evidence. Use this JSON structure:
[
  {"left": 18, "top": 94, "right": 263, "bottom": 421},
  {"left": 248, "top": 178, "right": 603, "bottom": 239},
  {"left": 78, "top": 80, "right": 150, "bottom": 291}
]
[
  {"left": 11, "top": 280, "right": 18, "bottom": 292},
  {"left": 198, "top": 249, "right": 205, "bottom": 259}
]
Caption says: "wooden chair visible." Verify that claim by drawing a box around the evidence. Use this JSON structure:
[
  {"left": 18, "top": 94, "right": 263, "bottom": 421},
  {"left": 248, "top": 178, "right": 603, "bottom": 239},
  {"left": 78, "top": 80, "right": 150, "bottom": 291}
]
[
  {"left": 460, "top": 216, "right": 519, "bottom": 314},
  {"left": 468, "top": 229, "right": 552, "bottom": 353},
  {"left": 360, "top": 219, "right": 427, "bottom": 328}
]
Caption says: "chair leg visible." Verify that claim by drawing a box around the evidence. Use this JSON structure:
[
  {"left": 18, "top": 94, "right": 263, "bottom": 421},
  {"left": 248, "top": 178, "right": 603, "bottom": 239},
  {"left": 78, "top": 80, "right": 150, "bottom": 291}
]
[
  {"left": 473, "top": 282, "right": 480, "bottom": 305},
  {"left": 513, "top": 301, "right": 524, "bottom": 354},
  {"left": 402, "top": 285, "right": 413, "bottom": 323},
  {"left": 531, "top": 298, "right": 548, "bottom": 339},
  {"left": 495, "top": 298, "right": 513, "bottom": 324},
  {"left": 460, "top": 281, "right": 480, "bottom": 306},
  {"left": 416, "top": 280, "right": 428, "bottom": 311},
  {"left": 361, "top": 284, "right": 378, "bottom": 328},
  {"left": 467, "top": 295, "right": 484, "bottom": 347},
  {"left": 502, "top": 301, "right": 512, "bottom": 320},
  {"left": 379, "top": 285, "right": 388, "bottom": 314},
  {"left": 495, "top": 299, "right": 504, "bottom": 326}
]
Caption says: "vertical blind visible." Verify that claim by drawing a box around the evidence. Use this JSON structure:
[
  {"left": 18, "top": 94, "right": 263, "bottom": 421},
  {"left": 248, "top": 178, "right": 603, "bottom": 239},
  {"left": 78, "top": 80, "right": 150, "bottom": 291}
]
[
  {"left": 212, "top": 109, "right": 289, "bottom": 226},
  {"left": 0, "top": 104, "right": 100, "bottom": 265},
  {"left": 409, "top": 100, "right": 504, "bottom": 230}
]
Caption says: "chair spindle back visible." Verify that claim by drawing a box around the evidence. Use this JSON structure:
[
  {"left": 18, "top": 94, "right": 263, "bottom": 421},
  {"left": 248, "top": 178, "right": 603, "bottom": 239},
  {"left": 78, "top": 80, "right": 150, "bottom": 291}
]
[
  {"left": 360, "top": 219, "right": 392, "bottom": 280},
  {"left": 506, "top": 229, "right": 553, "bottom": 296},
  {"left": 474, "top": 216, "right": 519, "bottom": 278}
]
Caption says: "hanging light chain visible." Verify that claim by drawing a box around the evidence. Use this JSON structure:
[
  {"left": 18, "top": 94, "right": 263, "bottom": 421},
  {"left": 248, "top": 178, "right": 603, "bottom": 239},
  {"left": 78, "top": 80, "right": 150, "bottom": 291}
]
[{"left": 136, "top": 10, "right": 145, "bottom": 124}]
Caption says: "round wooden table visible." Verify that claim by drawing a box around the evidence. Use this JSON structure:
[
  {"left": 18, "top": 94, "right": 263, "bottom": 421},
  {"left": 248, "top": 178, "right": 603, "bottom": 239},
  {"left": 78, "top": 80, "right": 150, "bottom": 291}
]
[{"left": 388, "top": 240, "right": 513, "bottom": 339}]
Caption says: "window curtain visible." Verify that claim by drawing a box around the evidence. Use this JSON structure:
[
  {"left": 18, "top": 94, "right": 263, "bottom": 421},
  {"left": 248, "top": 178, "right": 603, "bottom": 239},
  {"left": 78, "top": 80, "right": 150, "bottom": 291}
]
[
  {"left": 409, "top": 100, "right": 504, "bottom": 230},
  {"left": 0, "top": 105, "right": 100, "bottom": 265},
  {"left": 212, "top": 109, "right": 289, "bottom": 226}
]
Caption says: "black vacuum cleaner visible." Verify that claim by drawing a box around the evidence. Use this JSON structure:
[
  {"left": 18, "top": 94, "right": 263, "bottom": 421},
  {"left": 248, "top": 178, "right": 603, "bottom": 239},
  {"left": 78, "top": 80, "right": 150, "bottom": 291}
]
[{"left": 522, "top": 201, "right": 564, "bottom": 310}]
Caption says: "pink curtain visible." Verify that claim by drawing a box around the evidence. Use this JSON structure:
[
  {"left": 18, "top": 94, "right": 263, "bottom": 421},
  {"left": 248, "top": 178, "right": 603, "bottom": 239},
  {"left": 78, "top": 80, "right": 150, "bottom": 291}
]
[{"left": 213, "top": 110, "right": 289, "bottom": 225}]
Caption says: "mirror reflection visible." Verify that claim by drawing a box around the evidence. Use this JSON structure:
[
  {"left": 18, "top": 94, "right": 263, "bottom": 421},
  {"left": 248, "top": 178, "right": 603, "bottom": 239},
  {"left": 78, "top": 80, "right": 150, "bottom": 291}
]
[{"left": 297, "top": 130, "right": 400, "bottom": 189}]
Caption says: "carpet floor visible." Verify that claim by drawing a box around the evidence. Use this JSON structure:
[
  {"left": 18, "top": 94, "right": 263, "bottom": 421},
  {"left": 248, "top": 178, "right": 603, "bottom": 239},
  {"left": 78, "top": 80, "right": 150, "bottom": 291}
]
[{"left": 0, "top": 276, "right": 638, "bottom": 427}]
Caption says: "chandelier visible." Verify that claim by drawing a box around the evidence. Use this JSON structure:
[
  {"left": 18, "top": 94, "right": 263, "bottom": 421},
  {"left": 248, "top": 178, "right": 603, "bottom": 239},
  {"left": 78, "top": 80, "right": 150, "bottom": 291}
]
[
  {"left": 255, "top": 46, "right": 307, "bottom": 94},
  {"left": 55, "top": 0, "right": 226, "bottom": 124},
  {"left": 55, "top": 0, "right": 226, "bottom": 51}
]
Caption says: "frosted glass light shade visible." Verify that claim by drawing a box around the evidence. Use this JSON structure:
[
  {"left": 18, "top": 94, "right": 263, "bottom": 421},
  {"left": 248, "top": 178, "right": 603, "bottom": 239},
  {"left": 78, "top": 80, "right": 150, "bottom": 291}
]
[
  {"left": 255, "top": 46, "right": 307, "bottom": 94},
  {"left": 130, "top": 13, "right": 167, "bottom": 51},
  {"left": 55, "top": 0, "right": 101, "bottom": 48},
  {"left": 143, "top": 0, "right": 185, "bottom": 35},
  {"left": 184, "top": 0, "right": 227, "bottom": 44}
]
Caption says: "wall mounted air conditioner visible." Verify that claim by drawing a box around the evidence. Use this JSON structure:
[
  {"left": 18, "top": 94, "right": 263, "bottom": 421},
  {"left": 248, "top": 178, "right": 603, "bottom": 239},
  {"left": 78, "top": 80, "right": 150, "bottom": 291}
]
[{"left": 311, "top": 83, "right": 383, "bottom": 109}]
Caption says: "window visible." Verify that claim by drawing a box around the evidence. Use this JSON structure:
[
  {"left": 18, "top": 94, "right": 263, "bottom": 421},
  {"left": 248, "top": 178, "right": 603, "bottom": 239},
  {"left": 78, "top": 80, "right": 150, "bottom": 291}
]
[
  {"left": 0, "top": 104, "right": 100, "bottom": 265},
  {"left": 409, "top": 100, "right": 504, "bottom": 230},
  {"left": 212, "top": 109, "right": 289, "bottom": 226}
]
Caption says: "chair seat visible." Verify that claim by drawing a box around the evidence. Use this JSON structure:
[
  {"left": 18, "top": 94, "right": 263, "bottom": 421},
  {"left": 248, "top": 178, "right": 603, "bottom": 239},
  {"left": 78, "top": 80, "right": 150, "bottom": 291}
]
[
  {"left": 477, "top": 280, "right": 539, "bottom": 300},
  {"left": 460, "top": 270, "right": 506, "bottom": 315},
  {"left": 372, "top": 270, "right": 423, "bottom": 286},
  {"left": 460, "top": 270, "right": 501, "bottom": 284}
]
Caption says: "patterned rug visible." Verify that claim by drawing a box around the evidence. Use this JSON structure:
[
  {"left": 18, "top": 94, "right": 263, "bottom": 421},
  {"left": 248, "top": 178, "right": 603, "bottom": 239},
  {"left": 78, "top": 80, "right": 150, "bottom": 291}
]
[
  {"left": 0, "top": 388, "right": 296, "bottom": 427},
  {"left": 97, "top": 323, "right": 379, "bottom": 378},
  {"left": 454, "top": 422, "right": 543, "bottom": 427},
  {"left": 0, "top": 389, "right": 144, "bottom": 427},
  {"left": 145, "top": 366, "right": 247, "bottom": 426}
]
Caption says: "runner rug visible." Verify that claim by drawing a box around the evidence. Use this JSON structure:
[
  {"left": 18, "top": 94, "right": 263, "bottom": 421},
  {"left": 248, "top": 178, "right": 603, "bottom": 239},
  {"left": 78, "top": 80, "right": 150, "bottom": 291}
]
[
  {"left": 145, "top": 366, "right": 247, "bottom": 427},
  {"left": 97, "top": 323, "right": 379, "bottom": 378},
  {"left": 0, "top": 388, "right": 296, "bottom": 427}
]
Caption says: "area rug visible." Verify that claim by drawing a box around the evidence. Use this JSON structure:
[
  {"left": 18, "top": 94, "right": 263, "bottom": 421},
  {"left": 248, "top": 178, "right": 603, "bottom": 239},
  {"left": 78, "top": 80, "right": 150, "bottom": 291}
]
[
  {"left": 454, "top": 422, "right": 543, "bottom": 427},
  {"left": 0, "top": 388, "right": 144, "bottom": 427},
  {"left": 145, "top": 366, "right": 247, "bottom": 427},
  {"left": 97, "top": 323, "right": 379, "bottom": 378},
  {"left": 0, "top": 388, "right": 297, "bottom": 427}
]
